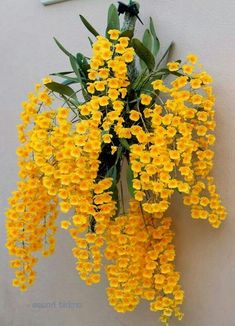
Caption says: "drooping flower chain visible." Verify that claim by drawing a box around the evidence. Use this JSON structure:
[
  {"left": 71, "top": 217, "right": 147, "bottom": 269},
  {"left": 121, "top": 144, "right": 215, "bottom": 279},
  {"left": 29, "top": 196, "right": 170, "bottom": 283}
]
[{"left": 6, "top": 29, "right": 227, "bottom": 325}]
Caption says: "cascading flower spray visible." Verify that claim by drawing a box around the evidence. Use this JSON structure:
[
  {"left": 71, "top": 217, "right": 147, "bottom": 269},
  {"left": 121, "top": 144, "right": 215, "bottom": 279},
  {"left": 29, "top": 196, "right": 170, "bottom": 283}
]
[{"left": 6, "top": 1, "right": 227, "bottom": 325}]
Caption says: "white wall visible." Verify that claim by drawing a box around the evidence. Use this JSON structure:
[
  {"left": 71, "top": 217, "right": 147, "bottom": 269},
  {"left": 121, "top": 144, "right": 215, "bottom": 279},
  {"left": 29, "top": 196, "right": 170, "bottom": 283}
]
[{"left": 0, "top": 0, "right": 235, "bottom": 325}]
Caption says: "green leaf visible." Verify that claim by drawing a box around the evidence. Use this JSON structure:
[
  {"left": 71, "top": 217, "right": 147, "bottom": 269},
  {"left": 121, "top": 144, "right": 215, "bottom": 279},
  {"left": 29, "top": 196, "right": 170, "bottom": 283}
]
[
  {"left": 88, "top": 37, "right": 93, "bottom": 47},
  {"left": 143, "top": 29, "right": 153, "bottom": 51},
  {"left": 136, "top": 73, "right": 164, "bottom": 92},
  {"left": 76, "top": 53, "right": 89, "bottom": 78},
  {"left": 69, "top": 55, "right": 89, "bottom": 101},
  {"left": 115, "top": 146, "right": 123, "bottom": 165},
  {"left": 170, "top": 71, "right": 185, "bottom": 77},
  {"left": 132, "top": 38, "right": 155, "bottom": 71},
  {"left": 149, "top": 17, "right": 160, "bottom": 57},
  {"left": 140, "top": 29, "right": 153, "bottom": 70},
  {"left": 106, "top": 4, "right": 120, "bottom": 36},
  {"left": 106, "top": 165, "right": 117, "bottom": 179},
  {"left": 132, "top": 68, "right": 148, "bottom": 90},
  {"left": 45, "top": 81, "right": 77, "bottom": 100},
  {"left": 51, "top": 73, "right": 79, "bottom": 82},
  {"left": 76, "top": 53, "right": 87, "bottom": 64},
  {"left": 79, "top": 14, "right": 99, "bottom": 37},
  {"left": 156, "top": 41, "right": 174, "bottom": 69},
  {"left": 119, "top": 138, "right": 130, "bottom": 151},
  {"left": 69, "top": 55, "right": 82, "bottom": 82},
  {"left": 51, "top": 70, "right": 73, "bottom": 76},
  {"left": 156, "top": 68, "right": 169, "bottom": 73},
  {"left": 62, "top": 80, "right": 77, "bottom": 86},
  {"left": 53, "top": 37, "right": 75, "bottom": 58},
  {"left": 120, "top": 30, "right": 134, "bottom": 39},
  {"left": 106, "top": 165, "right": 118, "bottom": 191},
  {"left": 126, "top": 163, "right": 135, "bottom": 197}
]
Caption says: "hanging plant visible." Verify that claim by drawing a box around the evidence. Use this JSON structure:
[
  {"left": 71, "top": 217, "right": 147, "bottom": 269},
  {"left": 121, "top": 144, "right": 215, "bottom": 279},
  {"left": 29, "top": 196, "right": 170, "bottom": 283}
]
[{"left": 6, "top": 1, "right": 227, "bottom": 325}]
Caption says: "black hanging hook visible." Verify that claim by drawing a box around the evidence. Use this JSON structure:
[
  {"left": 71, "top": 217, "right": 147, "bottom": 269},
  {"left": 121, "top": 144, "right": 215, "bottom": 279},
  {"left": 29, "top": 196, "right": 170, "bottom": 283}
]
[{"left": 118, "top": 1, "right": 144, "bottom": 25}]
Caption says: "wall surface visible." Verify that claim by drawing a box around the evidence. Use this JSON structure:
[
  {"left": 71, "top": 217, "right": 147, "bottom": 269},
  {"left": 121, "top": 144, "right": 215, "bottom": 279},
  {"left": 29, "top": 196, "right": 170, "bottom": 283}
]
[{"left": 0, "top": 0, "right": 235, "bottom": 325}]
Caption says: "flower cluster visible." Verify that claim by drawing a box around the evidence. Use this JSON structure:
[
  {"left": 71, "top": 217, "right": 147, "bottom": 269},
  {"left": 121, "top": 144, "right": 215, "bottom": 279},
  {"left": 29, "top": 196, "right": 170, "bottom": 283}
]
[
  {"left": 6, "top": 87, "right": 58, "bottom": 291},
  {"left": 119, "top": 53, "right": 226, "bottom": 228},
  {"left": 6, "top": 31, "right": 133, "bottom": 289},
  {"left": 106, "top": 200, "right": 184, "bottom": 324},
  {"left": 6, "top": 26, "right": 227, "bottom": 325}
]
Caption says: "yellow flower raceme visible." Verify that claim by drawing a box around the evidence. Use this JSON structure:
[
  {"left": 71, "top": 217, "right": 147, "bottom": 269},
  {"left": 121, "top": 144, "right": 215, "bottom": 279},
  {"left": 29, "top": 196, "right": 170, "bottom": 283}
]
[
  {"left": 105, "top": 201, "right": 184, "bottom": 324},
  {"left": 7, "top": 32, "right": 134, "bottom": 288},
  {"left": 6, "top": 89, "right": 58, "bottom": 291},
  {"left": 6, "top": 27, "right": 226, "bottom": 326},
  {"left": 123, "top": 55, "right": 227, "bottom": 228}
]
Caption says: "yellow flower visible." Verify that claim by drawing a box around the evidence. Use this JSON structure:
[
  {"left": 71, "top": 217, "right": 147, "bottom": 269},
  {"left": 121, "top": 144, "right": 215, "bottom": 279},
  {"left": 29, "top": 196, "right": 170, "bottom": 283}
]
[
  {"left": 101, "top": 49, "right": 113, "bottom": 61},
  {"left": 61, "top": 220, "right": 71, "bottom": 229},
  {"left": 113, "top": 100, "right": 124, "bottom": 111},
  {"left": 90, "top": 274, "right": 101, "bottom": 284},
  {"left": 122, "top": 48, "right": 134, "bottom": 63},
  {"left": 88, "top": 70, "right": 97, "bottom": 80},
  {"left": 152, "top": 79, "right": 163, "bottom": 90},
  {"left": 99, "top": 96, "right": 109, "bottom": 106},
  {"left": 134, "top": 191, "right": 145, "bottom": 201},
  {"left": 42, "top": 76, "right": 52, "bottom": 84},
  {"left": 87, "top": 83, "right": 95, "bottom": 94},
  {"left": 196, "top": 125, "right": 207, "bottom": 136},
  {"left": 190, "top": 78, "right": 202, "bottom": 89},
  {"left": 115, "top": 43, "right": 126, "bottom": 54},
  {"left": 119, "top": 88, "right": 127, "bottom": 98},
  {"left": 129, "top": 110, "right": 140, "bottom": 121},
  {"left": 108, "top": 29, "right": 120, "bottom": 40},
  {"left": 103, "top": 134, "right": 113, "bottom": 143},
  {"left": 186, "top": 53, "right": 198, "bottom": 64},
  {"left": 182, "top": 64, "right": 194, "bottom": 75},
  {"left": 174, "top": 290, "right": 184, "bottom": 301},
  {"left": 191, "top": 94, "right": 203, "bottom": 104},
  {"left": 108, "top": 89, "right": 119, "bottom": 101},
  {"left": 140, "top": 94, "right": 152, "bottom": 105},
  {"left": 167, "top": 61, "right": 180, "bottom": 71},
  {"left": 60, "top": 201, "right": 71, "bottom": 213},
  {"left": 108, "top": 78, "right": 120, "bottom": 89},
  {"left": 111, "top": 146, "right": 117, "bottom": 154},
  {"left": 95, "top": 81, "right": 106, "bottom": 91},
  {"left": 118, "top": 37, "right": 129, "bottom": 47},
  {"left": 98, "top": 68, "right": 109, "bottom": 79}
]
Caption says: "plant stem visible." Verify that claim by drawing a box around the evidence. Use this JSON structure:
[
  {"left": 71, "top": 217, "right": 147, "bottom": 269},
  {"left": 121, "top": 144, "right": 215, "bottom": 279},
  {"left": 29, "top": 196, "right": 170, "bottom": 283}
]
[
  {"left": 121, "top": 1, "right": 140, "bottom": 82},
  {"left": 121, "top": 1, "right": 139, "bottom": 31}
]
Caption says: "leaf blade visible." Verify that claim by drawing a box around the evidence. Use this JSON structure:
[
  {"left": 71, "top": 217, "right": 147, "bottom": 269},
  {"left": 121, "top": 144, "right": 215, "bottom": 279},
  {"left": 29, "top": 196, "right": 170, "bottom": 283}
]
[
  {"left": 69, "top": 55, "right": 82, "bottom": 81},
  {"left": 140, "top": 29, "right": 153, "bottom": 70},
  {"left": 126, "top": 163, "right": 135, "bottom": 198},
  {"left": 132, "top": 38, "right": 155, "bottom": 71},
  {"left": 106, "top": 4, "right": 120, "bottom": 36},
  {"left": 51, "top": 73, "right": 79, "bottom": 82},
  {"left": 120, "top": 30, "right": 134, "bottom": 39},
  {"left": 149, "top": 17, "right": 160, "bottom": 57},
  {"left": 79, "top": 14, "right": 99, "bottom": 37},
  {"left": 119, "top": 138, "right": 130, "bottom": 151},
  {"left": 156, "top": 41, "right": 174, "bottom": 69},
  {"left": 106, "top": 165, "right": 118, "bottom": 192},
  {"left": 45, "top": 81, "right": 77, "bottom": 99},
  {"left": 53, "top": 37, "right": 74, "bottom": 58}
]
